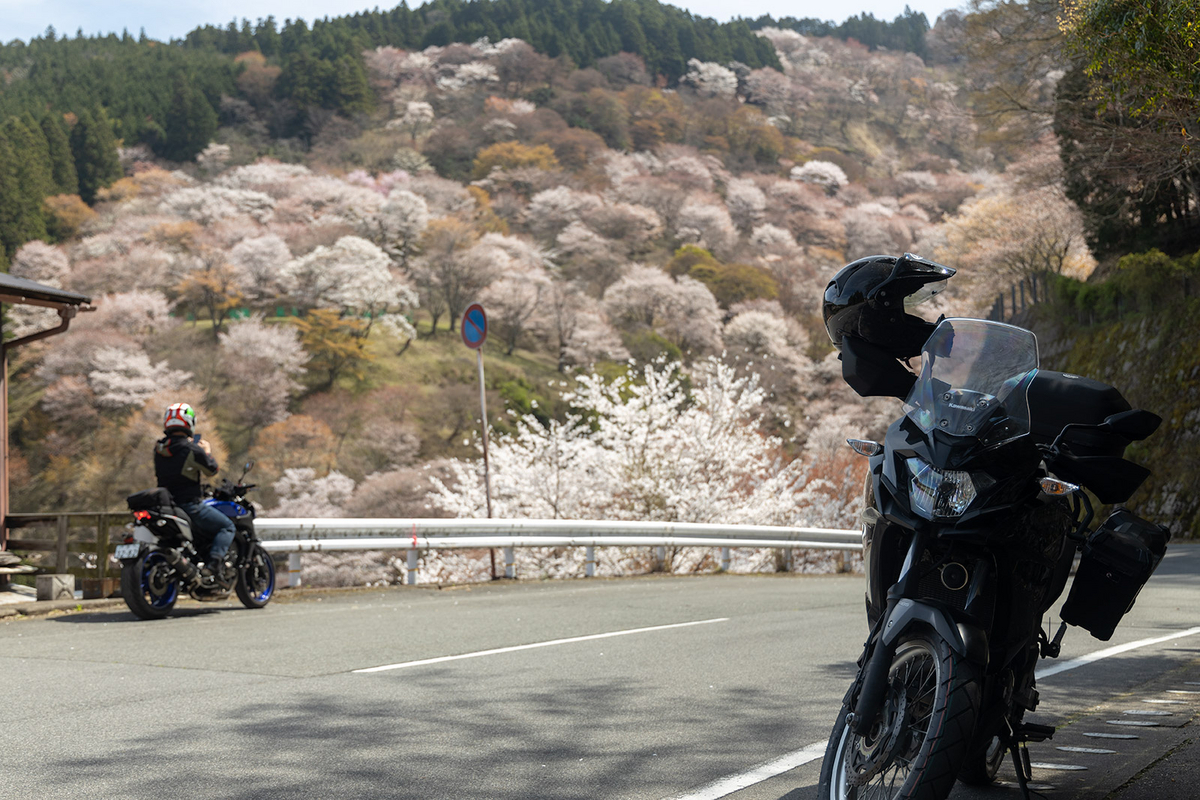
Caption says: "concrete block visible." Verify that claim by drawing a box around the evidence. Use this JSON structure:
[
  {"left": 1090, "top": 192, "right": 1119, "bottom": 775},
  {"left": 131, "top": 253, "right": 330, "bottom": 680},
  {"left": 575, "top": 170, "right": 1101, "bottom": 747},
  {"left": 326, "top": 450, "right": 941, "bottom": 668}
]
[{"left": 36, "top": 574, "right": 75, "bottom": 601}]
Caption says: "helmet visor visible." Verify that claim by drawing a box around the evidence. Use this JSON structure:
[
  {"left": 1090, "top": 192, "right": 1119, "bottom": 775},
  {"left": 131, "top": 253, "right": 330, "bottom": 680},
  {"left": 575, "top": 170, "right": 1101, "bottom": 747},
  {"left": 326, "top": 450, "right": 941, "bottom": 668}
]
[{"left": 903, "top": 279, "right": 949, "bottom": 310}]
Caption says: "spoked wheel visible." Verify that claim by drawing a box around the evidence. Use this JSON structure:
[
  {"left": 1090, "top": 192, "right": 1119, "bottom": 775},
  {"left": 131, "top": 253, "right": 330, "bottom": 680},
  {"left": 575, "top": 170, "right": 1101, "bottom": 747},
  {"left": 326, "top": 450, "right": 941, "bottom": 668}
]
[
  {"left": 818, "top": 635, "right": 980, "bottom": 800},
  {"left": 120, "top": 551, "right": 179, "bottom": 620},
  {"left": 235, "top": 543, "right": 275, "bottom": 609}
]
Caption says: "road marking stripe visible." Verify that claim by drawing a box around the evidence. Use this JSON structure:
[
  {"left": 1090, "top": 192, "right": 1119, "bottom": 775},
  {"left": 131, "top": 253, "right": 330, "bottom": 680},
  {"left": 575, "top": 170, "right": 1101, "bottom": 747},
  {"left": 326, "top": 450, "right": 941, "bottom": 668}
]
[
  {"left": 1057, "top": 746, "right": 1116, "bottom": 754},
  {"left": 352, "top": 617, "right": 729, "bottom": 673},
  {"left": 667, "top": 626, "right": 1200, "bottom": 799},
  {"left": 666, "top": 742, "right": 827, "bottom": 800},
  {"left": 1084, "top": 732, "right": 1138, "bottom": 739},
  {"left": 1037, "top": 626, "right": 1200, "bottom": 679},
  {"left": 1031, "top": 763, "right": 1087, "bottom": 771},
  {"left": 1107, "top": 720, "right": 1159, "bottom": 726}
]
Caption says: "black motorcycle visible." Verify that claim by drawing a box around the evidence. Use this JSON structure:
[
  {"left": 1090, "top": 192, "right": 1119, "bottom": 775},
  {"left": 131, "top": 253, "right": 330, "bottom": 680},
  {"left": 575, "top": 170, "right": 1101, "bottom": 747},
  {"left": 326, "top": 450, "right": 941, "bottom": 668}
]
[
  {"left": 817, "top": 317, "right": 1170, "bottom": 800},
  {"left": 116, "top": 462, "right": 276, "bottom": 620}
]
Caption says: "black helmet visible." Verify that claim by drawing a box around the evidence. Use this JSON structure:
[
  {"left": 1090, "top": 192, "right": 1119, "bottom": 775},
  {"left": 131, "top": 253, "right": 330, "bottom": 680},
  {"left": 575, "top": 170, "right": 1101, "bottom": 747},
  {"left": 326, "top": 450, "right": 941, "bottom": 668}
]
[{"left": 823, "top": 253, "right": 955, "bottom": 359}]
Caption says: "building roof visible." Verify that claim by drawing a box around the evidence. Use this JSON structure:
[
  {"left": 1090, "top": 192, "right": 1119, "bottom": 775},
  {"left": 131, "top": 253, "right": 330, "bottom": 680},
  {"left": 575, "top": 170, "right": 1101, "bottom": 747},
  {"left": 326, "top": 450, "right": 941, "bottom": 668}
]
[{"left": 0, "top": 273, "right": 91, "bottom": 308}]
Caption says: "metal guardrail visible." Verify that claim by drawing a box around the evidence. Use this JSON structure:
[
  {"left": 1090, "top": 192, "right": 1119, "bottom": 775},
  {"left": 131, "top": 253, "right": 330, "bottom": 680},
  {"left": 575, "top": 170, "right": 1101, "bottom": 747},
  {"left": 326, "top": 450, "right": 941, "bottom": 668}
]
[
  {"left": 253, "top": 518, "right": 863, "bottom": 584},
  {"left": 2, "top": 514, "right": 862, "bottom": 588}
]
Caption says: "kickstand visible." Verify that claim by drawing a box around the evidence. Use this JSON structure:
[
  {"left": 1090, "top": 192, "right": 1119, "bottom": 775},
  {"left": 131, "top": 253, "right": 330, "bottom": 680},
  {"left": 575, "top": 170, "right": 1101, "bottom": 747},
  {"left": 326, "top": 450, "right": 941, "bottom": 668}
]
[{"left": 1004, "top": 719, "right": 1035, "bottom": 800}]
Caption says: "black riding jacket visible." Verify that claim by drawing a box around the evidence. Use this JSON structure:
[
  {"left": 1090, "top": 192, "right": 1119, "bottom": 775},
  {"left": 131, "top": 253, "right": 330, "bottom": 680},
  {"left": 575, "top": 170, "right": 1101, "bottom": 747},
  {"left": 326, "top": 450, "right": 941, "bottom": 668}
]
[{"left": 154, "top": 432, "right": 219, "bottom": 503}]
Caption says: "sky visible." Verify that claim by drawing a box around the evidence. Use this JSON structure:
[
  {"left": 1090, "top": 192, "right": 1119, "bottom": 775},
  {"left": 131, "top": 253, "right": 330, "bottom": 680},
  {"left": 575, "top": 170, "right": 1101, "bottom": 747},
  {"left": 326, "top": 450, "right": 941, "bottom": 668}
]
[{"left": 0, "top": 0, "right": 961, "bottom": 45}]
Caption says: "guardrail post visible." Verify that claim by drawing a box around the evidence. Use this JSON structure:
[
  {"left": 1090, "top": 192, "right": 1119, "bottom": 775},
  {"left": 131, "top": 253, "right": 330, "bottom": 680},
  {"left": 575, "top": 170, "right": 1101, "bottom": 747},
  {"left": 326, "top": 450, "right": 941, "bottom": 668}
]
[
  {"left": 655, "top": 545, "right": 666, "bottom": 572},
  {"left": 585, "top": 545, "right": 595, "bottom": 577},
  {"left": 55, "top": 515, "right": 69, "bottom": 573},
  {"left": 720, "top": 546, "right": 731, "bottom": 572},
  {"left": 96, "top": 515, "right": 109, "bottom": 579},
  {"left": 406, "top": 549, "right": 418, "bottom": 585},
  {"left": 288, "top": 553, "right": 302, "bottom": 587},
  {"left": 504, "top": 546, "right": 515, "bottom": 579},
  {"left": 784, "top": 547, "right": 793, "bottom": 572}
]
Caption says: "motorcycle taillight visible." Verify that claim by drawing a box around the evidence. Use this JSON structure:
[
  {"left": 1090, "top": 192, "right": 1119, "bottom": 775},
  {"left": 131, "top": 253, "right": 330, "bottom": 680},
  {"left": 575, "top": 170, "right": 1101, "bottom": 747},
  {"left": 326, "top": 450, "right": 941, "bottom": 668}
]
[{"left": 133, "top": 510, "right": 151, "bottom": 522}]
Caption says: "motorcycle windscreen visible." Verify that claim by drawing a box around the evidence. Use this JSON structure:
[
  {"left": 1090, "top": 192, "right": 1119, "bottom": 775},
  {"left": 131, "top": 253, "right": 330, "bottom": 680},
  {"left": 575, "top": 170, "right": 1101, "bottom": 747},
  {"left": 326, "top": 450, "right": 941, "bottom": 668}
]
[{"left": 903, "top": 318, "right": 1039, "bottom": 447}]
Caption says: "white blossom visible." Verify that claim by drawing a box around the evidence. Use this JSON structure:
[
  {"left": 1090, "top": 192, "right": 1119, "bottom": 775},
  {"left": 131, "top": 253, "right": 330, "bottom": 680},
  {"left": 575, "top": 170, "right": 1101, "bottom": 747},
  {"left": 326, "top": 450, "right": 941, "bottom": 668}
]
[
  {"left": 228, "top": 234, "right": 291, "bottom": 302},
  {"left": 87, "top": 346, "right": 191, "bottom": 410},
  {"left": 271, "top": 468, "right": 356, "bottom": 517},
  {"left": 791, "top": 161, "right": 848, "bottom": 193},
  {"left": 684, "top": 58, "right": 738, "bottom": 99},
  {"left": 159, "top": 186, "right": 276, "bottom": 224},
  {"left": 11, "top": 241, "right": 69, "bottom": 287}
]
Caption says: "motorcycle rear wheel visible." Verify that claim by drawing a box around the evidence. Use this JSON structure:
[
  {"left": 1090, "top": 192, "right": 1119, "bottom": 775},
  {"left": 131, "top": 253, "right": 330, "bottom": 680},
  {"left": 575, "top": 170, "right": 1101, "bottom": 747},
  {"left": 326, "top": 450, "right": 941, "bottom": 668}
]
[
  {"left": 235, "top": 543, "right": 275, "bottom": 609},
  {"left": 120, "top": 551, "right": 179, "bottom": 620},
  {"left": 818, "top": 635, "right": 980, "bottom": 800}
]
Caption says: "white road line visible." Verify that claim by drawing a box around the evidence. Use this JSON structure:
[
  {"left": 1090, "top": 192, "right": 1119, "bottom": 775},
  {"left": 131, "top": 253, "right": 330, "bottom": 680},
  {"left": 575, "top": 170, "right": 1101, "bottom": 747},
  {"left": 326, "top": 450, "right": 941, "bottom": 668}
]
[
  {"left": 666, "top": 742, "right": 827, "bottom": 800},
  {"left": 352, "top": 617, "right": 729, "bottom": 673},
  {"left": 1036, "top": 626, "right": 1200, "bottom": 679},
  {"left": 674, "top": 626, "right": 1200, "bottom": 799}
]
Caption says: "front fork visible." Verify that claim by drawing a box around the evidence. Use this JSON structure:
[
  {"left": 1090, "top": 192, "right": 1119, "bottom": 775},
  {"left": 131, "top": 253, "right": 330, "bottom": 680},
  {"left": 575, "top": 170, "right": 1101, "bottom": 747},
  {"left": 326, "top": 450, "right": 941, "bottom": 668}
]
[{"left": 850, "top": 528, "right": 991, "bottom": 736}]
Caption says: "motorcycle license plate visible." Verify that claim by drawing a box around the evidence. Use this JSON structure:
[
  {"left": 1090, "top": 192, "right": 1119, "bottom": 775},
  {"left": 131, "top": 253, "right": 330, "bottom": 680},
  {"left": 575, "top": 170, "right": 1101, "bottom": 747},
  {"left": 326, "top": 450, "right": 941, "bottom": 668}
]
[{"left": 114, "top": 544, "right": 141, "bottom": 559}]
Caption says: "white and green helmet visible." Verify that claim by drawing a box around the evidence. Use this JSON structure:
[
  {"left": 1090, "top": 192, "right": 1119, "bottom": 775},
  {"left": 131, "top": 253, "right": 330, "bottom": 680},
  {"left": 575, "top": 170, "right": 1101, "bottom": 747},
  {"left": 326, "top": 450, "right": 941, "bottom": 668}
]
[{"left": 163, "top": 402, "right": 196, "bottom": 433}]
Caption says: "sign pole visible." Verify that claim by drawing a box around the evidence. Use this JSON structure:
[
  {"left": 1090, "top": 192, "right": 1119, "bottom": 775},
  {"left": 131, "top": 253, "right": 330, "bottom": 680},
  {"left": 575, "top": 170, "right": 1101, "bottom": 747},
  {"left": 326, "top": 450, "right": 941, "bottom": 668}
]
[
  {"left": 461, "top": 303, "right": 495, "bottom": 577},
  {"left": 476, "top": 347, "right": 493, "bottom": 520}
]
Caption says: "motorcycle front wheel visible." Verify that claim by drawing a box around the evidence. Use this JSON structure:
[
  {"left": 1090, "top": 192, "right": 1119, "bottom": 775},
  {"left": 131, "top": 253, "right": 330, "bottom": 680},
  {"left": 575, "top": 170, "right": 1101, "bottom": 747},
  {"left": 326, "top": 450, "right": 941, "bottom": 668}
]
[
  {"left": 235, "top": 543, "right": 276, "bottom": 609},
  {"left": 818, "top": 635, "right": 980, "bottom": 800},
  {"left": 120, "top": 551, "right": 179, "bottom": 620}
]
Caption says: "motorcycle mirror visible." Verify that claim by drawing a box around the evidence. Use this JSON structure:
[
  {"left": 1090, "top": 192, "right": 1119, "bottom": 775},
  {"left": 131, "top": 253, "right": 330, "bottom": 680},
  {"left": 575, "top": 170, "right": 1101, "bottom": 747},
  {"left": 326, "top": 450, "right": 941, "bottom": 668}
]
[{"left": 1099, "top": 409, "right": 1161, "bottom": 441}]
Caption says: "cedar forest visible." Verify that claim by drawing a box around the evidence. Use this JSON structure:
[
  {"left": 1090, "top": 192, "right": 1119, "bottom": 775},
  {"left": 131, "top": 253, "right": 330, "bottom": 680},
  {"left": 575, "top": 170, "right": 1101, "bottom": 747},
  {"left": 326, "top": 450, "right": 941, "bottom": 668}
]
[{"left": 0, "top": 0, "right": 1197, "bottom": 583}]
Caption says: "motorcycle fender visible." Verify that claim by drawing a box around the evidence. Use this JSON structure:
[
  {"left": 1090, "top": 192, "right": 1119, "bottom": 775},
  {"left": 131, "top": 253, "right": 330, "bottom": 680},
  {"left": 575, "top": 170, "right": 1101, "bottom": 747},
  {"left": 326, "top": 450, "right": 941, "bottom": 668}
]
[
  {"left": 130, "top": 526, "right": 157, "bottom": 546},
  {"left": 881, "top": 598, "right": 989, "bottom": 667}
]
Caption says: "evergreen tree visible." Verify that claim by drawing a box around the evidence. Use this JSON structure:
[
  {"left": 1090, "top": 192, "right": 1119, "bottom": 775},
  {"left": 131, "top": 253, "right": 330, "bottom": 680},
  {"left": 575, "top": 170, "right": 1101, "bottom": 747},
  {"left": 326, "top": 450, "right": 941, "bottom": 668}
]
[
  {"left": 70, "top": 108, "right": 122, "bottom": 205},
  {"left": 0, "top": 117, "right": 50, "bottom": 244},
  {"left": 162, "top": 77, "right": 219, "bottom": 162},
  {"left": 332, "top": 55, "right": 374, "bottom": 115},
  {"left": 0, "top": 133, "right": 26, "bottom": 259},
  {"left": 41, "top": 113, "right": 79, "bottom": 196}
]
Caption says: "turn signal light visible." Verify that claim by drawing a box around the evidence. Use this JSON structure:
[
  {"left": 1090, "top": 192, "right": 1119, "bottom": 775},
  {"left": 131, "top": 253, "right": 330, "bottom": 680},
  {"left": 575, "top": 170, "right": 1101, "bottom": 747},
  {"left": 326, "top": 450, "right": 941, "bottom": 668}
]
[
  {"left": 1039, "top": 478, "right": 1081, "bottom": 496},
  {"left": 847, "top": 439, "right": 884, "bottom": 456},
  {"left": 133, "top": 510, "right": 151, "bottom": 521}
]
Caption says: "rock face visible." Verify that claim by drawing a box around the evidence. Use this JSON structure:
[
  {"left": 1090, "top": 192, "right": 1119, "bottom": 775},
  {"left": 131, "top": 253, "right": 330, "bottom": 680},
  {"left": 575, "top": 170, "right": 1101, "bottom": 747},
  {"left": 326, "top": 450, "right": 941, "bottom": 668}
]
[{"left": 1032, "top": 311, "right": 1200, "bottom": 538}]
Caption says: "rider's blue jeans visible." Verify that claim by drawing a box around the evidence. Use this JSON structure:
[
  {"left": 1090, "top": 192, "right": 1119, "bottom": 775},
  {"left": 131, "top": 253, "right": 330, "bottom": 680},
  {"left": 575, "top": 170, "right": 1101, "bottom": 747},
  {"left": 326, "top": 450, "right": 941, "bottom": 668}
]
[{"left": 179, "top": 501, "right": 236, "bottom": 562}]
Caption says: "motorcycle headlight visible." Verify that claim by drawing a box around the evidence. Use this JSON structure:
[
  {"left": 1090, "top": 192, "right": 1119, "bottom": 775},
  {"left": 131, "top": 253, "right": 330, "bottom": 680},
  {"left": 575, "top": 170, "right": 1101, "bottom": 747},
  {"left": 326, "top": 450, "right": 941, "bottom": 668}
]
[{"left": 906, "top": 457, "right": 978, "bottom": 520}]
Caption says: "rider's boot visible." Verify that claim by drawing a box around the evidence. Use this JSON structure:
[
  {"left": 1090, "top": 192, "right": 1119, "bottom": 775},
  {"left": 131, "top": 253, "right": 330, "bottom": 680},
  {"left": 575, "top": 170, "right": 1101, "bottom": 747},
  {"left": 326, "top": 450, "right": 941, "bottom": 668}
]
[{"left": 201, "top": 554, "right": 234, "bottom": 586}]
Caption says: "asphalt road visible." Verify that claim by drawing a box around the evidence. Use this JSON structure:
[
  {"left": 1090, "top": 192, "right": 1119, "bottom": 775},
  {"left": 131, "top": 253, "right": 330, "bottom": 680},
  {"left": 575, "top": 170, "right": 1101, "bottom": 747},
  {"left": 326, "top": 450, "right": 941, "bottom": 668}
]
[{"left": 2, "top": 545, "right": 1198, "bottom": 800}]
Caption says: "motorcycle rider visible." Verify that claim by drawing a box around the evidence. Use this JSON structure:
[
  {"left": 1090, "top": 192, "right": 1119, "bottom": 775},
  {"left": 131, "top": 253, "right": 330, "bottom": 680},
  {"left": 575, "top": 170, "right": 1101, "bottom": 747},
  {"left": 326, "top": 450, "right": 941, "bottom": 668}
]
[{"left": 155, "top": 403, "right": 235, "bottom": 583}]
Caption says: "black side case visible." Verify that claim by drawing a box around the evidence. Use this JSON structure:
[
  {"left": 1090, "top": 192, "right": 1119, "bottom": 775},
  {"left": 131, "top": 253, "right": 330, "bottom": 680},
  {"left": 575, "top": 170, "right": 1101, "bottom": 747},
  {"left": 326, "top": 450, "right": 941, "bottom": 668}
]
[{"left": 1061, "top": 510, "right": 1171, "bottom": 641}]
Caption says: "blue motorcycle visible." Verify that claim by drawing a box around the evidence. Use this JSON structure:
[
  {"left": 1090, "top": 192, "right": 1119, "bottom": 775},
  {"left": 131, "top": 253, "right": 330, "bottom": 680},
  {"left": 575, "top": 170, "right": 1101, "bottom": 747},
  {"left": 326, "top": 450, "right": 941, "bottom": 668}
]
[{"left": 117, "top": 462, "right": 276, "bottom": 620}]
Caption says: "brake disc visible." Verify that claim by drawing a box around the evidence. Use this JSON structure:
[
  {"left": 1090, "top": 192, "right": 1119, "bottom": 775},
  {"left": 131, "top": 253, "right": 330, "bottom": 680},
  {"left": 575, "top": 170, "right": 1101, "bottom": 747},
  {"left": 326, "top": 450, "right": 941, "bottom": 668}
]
[{"left": 846, "top": 684, "right": 910, "bottom": 787}]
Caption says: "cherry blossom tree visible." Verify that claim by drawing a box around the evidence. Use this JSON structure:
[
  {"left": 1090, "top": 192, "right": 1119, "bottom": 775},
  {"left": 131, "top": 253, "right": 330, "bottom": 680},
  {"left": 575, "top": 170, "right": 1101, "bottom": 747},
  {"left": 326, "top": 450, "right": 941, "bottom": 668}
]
[
  {"left": 480, "top": 269, "right": 550, "bottom": 355},
  {"left": 279, "top": 235, "right": 418, "bottom": 342},
  {"left": 791, "top": 161, "right": 848, "bottom": 194},
  {"left": 431, "top": 359, "right": 844, "bottom": 530},
  {"left": 217, "top": 317, "right": 309, "bottom": 437},
  {"left": 227, "top": 234, "right": 291, "bottom": 303},
  {"left": 603, "top": 265, "right": 723, "bottom": 354},
  {"left": 684, "top": 59, "right": 738, "bottom": 99},
  {"left": 388, "top": 101, "right": 436, "bottom": 144},
  {"left": 526, "top": 187, "right": 604, "bottom": 241},
  {"left": 270, "top": 468, "right": 356, "bottom": 517},
  {"left": 87, "top": 345, "right": 192, "bottom": 410},
  {"left": 675, "top": 199, "right": 739, "bottom": 260},
  {"left": 374, "top": 189, "right": 429, "bottom": 266},
  {"left": 725, "top": 178, "right": 767, "bottom": 232},
  {"left": 11, "top": 241, "right": 70, "bottom": 286}
]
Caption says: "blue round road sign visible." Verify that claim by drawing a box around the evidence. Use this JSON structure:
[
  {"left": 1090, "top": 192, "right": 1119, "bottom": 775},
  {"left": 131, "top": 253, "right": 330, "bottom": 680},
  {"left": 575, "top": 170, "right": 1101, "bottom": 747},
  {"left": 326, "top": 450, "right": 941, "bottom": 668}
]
[{"left": 461, "top": 303, "right": 487, "bottom": 349}]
